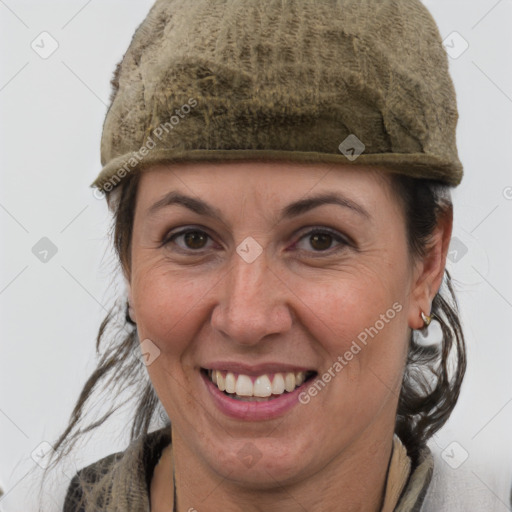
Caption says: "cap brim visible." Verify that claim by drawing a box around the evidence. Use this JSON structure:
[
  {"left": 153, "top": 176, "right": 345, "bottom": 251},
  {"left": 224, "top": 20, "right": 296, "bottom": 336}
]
[{"left": 91, "top": 149, "right": 463, "bottom": 191}]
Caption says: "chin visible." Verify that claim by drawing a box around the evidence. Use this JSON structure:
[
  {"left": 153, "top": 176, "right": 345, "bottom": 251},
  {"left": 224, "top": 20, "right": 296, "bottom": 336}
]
[{"left": 200, "top": 434, "right": 318, "bottom": 488}]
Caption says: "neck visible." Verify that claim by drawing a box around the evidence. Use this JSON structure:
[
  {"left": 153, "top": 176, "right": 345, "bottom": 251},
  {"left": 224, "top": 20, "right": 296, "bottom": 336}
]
[{"left": 169, "top": 425, "right": 395, "bottom": 512}]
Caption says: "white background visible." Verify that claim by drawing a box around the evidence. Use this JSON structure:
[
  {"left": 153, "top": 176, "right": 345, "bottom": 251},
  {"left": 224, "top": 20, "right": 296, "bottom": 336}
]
[{"left": 0, "top": 1, "right": 511, "bottom": 510}]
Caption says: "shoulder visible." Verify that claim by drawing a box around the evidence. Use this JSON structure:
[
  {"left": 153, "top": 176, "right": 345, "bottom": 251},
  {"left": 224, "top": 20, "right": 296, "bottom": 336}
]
[
  {"left": 396, "top": 440, "right": 510, "bottom": 512},
  {"left": 420, "top": 445, "right": 510, "bottom": 512},
  {"left": 62, "top": 451, "right": 123, "bottom": 512},
  {"left": 62, "top": 427, "right": 171, "bottom": 512}
]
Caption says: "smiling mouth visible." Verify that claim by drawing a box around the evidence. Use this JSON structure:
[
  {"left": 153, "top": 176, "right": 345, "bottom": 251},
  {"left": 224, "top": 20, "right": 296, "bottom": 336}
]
[{"left": 201, "top": 368, "right": 317, "bottom": 402}]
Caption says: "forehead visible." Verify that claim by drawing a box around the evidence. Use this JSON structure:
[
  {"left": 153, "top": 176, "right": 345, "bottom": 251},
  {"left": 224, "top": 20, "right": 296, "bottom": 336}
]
[{"left": 135, "top": 160, "right": 393, "bottom": 210}]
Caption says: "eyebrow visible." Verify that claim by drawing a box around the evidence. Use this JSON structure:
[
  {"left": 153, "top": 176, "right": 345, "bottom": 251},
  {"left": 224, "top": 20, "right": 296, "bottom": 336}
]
[{"left": 146, "top": 191, "right": 370, "bottom": 222}]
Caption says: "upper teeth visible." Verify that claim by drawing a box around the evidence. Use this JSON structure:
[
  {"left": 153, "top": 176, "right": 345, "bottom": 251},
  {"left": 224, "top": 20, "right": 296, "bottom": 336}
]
[{"left": 209, "top": 370, "right": 306, "bottom": 397}]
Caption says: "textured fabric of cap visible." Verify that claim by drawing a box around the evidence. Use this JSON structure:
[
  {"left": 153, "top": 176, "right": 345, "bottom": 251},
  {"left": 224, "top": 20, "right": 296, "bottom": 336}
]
[{"left": 92, "top": 0, "right": 463, "bottom": 193}]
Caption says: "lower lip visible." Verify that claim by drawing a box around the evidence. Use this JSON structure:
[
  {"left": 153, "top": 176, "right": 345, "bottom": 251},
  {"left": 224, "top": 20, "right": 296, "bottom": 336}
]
[{"left": 201, "top": 371, "right": 308, "bottom": 421}]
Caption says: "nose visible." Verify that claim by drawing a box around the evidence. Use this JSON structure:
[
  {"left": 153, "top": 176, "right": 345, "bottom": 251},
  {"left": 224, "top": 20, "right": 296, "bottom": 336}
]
[{"left": 210, "top": 243, "right": 293, "bottom": 347}]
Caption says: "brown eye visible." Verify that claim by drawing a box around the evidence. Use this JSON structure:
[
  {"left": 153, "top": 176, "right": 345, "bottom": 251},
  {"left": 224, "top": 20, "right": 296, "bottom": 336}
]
[
  {"left": 183, "top": 231, "right": 208, "bottom": 249},
  {"left": 309, "top": 232, "right": 333, "bottom": 251},
  {"left": 163, "top": 229, "right": 213, "bottom": 251},
  {"left": 294, "top": 228, "right": 349, "bottom": 254}
]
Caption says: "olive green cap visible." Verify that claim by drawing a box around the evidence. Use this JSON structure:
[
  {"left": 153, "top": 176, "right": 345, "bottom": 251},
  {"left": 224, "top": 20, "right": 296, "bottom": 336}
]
[{"left": 92, "top": 0, "right": 463, "bottom": 193}]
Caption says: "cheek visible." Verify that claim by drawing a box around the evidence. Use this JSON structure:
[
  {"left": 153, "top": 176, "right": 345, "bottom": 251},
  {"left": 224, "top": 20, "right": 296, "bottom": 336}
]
[
  {"left": 298, "top": 268, "right": 407, "bottom": 349},
  {"left": 292, "top": 268, "right": 409, "bottom": 397},
  {"left": 275, "top": 272, "right": 409, "bottom": 450},
  {"left": 131, "top": 266, "right": 212, "bottom": 417},
  {"left": 299, "top": 280, "right": 408, "bottom": 432},
  {"left": 131, "top": 264, "right": 210, "bottom": 356}
]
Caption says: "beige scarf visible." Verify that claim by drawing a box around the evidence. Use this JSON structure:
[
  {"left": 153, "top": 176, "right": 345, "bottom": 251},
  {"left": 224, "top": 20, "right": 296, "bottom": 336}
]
[{"left": 381, "top": 434, "right": 412, "bottom": 512}]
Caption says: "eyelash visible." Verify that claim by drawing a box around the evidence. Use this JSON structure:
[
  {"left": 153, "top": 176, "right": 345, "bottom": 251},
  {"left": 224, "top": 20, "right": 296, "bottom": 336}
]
[{"left": 162, "top": 226, "right": 351, "bottom": 256}]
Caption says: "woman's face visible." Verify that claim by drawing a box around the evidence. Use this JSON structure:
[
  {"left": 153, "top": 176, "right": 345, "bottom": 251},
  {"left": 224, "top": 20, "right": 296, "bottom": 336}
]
[{"left": 127, "top": 161, "right": 436, "bottom": 487}]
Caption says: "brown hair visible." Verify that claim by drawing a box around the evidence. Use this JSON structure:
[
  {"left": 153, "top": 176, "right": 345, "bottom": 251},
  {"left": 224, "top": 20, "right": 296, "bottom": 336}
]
[{"left": 39, "top": 169, "right": 466, "bottom": 509}]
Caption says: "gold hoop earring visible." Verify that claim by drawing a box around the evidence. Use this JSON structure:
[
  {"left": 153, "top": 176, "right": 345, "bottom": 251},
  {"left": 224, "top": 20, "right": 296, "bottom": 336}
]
[
  {"left": 415, "top": 310, "right": 442, "bottom": 346},
  {"left": 421, "top": 311, "right": 432, "bottom": 327}
]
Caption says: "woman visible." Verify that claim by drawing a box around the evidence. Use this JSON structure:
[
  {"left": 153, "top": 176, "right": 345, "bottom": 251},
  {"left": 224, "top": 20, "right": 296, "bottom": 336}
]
[{"left": 50, "top": 0, "right": 467, "bottom": 510}]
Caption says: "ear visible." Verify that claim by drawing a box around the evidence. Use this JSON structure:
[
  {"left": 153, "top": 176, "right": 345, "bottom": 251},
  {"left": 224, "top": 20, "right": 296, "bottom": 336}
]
[
  {"left": 408, "top": 205, "right": 453, "bottom": 330},
  {"left": 126, "top": 279, "right": 137, "bottom": 323}
]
